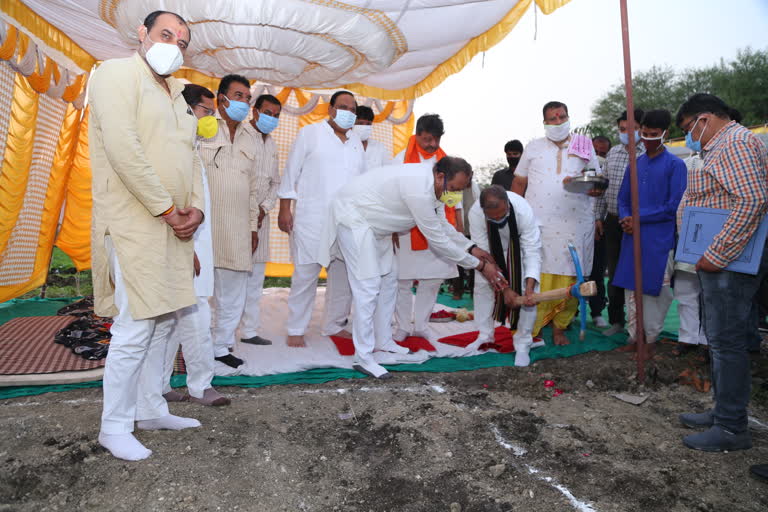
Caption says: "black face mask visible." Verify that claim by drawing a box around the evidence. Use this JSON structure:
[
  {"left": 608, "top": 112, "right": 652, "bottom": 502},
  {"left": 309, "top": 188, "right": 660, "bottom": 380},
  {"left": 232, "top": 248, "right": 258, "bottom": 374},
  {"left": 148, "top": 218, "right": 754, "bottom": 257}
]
[{"left": 507, "top": 156, "right": 521, "bottom": 169}]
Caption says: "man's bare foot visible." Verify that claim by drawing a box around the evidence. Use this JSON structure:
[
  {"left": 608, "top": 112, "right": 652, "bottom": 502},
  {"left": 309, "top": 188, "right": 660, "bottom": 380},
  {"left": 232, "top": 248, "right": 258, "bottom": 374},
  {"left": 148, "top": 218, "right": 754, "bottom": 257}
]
[
  {"left": 553, "top": 329, "right": 570, "bottom": 346},
  {"left": 617, "top": 343, "right": 637, "bottom": 353},
  {"left": 331, "top": 329, "right": 353, "bottom": 339},
  {"left": 287, "top": 335, "right": 306, "bottom": 347}
]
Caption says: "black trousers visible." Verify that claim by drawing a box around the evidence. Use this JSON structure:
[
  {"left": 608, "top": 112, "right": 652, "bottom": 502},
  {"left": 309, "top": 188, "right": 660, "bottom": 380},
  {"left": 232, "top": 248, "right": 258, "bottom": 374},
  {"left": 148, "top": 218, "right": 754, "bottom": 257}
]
[
  {"left": 604, "top": 214, "right": 626, "bottom": 326},
  {"left": 588, "top": 232, "right": 607, "bottom": 317}
]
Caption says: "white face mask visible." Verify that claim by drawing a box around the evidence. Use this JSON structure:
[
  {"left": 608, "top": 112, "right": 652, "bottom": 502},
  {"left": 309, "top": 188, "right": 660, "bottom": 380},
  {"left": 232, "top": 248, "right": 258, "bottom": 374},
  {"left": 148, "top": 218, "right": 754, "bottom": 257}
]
[
  {"left": 353, "top": 124, "right": 372, "bottom": 141},
  {"left": 544, "top": 120, "right": 571, "bottom": 142},
  {"left": 143, "top": 34, "right": 184, "bottom": 76},
  {"left": 641, "top": 130, "right": 666, "bottom": 142}
]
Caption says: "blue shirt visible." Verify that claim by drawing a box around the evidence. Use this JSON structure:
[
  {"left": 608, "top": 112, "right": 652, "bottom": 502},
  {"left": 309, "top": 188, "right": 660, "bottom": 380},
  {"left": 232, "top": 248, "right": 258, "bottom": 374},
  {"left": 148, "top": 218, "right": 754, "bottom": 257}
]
[{"left": 613, "top": 148, "right": 687, "bottom": 295}]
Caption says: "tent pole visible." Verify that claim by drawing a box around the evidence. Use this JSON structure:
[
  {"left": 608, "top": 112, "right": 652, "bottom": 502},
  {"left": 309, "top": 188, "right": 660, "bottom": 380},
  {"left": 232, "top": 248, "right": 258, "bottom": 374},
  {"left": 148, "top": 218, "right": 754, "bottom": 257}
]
[{"left": 619, "top": 0, "right": 646, "bottom": 382}]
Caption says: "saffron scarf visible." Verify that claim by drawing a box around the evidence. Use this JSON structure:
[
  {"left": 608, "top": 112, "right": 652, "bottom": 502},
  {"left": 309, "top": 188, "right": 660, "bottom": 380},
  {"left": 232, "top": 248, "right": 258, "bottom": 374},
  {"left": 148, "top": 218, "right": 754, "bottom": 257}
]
[{"left": 404, "top": 135, "right": 452, "bottom": 250}]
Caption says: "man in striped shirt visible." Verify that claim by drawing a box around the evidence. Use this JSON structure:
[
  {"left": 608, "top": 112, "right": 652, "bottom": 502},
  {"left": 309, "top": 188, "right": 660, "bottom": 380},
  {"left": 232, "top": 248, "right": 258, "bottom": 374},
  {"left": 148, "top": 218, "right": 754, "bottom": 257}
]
[
  {"left": 593, "top": 109, "right": 644, "bottom": 336},
  {"left": 199, "top": 74, "right": 262, "bottom": 369},
  {"left": 675, "top": 94, "right": 768, "bottom": 453}
]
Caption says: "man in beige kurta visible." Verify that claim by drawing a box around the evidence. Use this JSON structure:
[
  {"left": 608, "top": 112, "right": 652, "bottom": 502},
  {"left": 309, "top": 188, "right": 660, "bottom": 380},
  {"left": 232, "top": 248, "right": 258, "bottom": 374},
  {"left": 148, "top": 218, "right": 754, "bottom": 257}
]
[
  {"left": 89, "top": 11, "right": 204, "bottom": 461},
  {"left": 197, "top": 75, "right": 262, "bottom": 368},
  {"left": 238, "top": 94, "right": 282, "bottom": 347}
]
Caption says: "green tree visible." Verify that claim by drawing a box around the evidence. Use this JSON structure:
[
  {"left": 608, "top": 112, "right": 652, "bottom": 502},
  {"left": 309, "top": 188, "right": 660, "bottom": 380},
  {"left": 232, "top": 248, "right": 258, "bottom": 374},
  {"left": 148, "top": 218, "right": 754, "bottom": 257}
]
[{"left": 589, "top": 47, "right": 768, "bottom": 142}]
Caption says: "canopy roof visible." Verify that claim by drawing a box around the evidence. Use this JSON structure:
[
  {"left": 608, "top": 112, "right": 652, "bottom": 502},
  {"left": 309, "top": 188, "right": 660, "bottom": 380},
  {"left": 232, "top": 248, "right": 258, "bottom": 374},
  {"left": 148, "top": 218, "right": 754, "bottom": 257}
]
[{"left": 4, "top": 0, "right": 571, "bottom": 100}]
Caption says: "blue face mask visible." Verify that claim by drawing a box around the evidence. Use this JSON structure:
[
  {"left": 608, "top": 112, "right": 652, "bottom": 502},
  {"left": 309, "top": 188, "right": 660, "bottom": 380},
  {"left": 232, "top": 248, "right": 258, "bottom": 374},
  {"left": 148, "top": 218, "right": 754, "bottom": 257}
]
[
  {"left": 224, "top": 98, "right": 250, "bottom": 122},
  {"left": 685, "top": 117, "right": 705, "bottom": 153},
  {"left": 333, "top": 109, "right": 357, "bottom": 130},
  {"left": 487, "top": 214, "right": 509, "bottom": 228},
  {"left": 618, "top": 130, "right": 638, "bottom": 146},
  {"left": 255, "top": 112, "right": 279, "bottom": 134}
]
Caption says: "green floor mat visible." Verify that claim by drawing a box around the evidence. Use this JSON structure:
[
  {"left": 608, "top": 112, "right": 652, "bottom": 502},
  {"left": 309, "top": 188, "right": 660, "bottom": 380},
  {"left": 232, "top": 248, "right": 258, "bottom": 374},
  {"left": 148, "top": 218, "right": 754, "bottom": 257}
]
[
  {"left": 0, "top": 297, "right": 80, "bottom": 327},
  {"left": 0, "top": 322, "right": 628, "bottom": 400}
]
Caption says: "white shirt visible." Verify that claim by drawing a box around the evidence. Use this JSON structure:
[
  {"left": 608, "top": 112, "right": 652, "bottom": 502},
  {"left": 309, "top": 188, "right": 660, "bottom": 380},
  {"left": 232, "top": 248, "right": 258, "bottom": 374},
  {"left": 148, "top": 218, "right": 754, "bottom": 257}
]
[
  {"left": 250, "top": 130, "right": 280, "bottom": 263},
  {"left": 468, "top": 191, "right": 542, "bottom": 284},
  {"left": 391, "top": 149, "right": 461, "bottom": 279},
  {"left": 320, "top": 163, "right": 479, "bottom": 280},
  {"left": 515, "top": 135, "right": 602, "bottom": 276},
  {"left": 278, "top": 120, "right": 366, "bottom": 265},
  {"left": 193, "top": 153, "right": 214, "bottom": 297},
  {"left": 363, "top": 138, "right": 391, "bottom": 171}
]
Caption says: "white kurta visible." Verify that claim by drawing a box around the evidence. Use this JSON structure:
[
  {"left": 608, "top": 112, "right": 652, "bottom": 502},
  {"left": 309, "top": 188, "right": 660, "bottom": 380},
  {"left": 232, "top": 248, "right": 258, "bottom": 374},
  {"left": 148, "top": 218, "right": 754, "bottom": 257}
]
[
  {"left": 468, "top": 191, "right": 543, "bottom": 364},
  {"left": 277, "top": 120, "right": 366, "bottom": 265},
  {"left": 251, "top": 132, "right": 281, "bottom": 263},
  {"left": 193, "top": 155, "right": 214, "bottom": 297},
  {"left": 363, "top": 138, "right": 392, "bottom": 171},
  {"left": 391, "top": 151, "right": 459, "bottom": 279},
  {"left": 468, "top": 191, "right": 542, "bottom": 284},
  {"left": 515, "top": 136, "right": 602, "bottom": 277},
  {"left": 320, "top": 163, "right": 479, "bottom": 280}
]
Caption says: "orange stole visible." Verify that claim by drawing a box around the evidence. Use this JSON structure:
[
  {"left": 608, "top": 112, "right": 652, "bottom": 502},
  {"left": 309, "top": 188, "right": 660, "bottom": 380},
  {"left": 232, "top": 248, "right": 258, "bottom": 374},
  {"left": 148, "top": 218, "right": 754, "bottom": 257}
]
[{"left": 403, "top": 135, "right": 451, "bottom": 250}]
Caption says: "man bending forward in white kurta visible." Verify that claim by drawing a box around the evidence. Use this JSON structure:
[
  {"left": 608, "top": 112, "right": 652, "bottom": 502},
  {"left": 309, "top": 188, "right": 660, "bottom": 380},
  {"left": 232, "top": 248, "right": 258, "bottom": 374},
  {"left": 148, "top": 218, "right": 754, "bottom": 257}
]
[
  {"left": 468, "top": 185, "right": 543, "bottom": 367},
  {"left": 320, "top": 157, "right": 506, "bottom": 379},
  {"left": 277, "top": 91, "right": 365, "bottom": 347}
]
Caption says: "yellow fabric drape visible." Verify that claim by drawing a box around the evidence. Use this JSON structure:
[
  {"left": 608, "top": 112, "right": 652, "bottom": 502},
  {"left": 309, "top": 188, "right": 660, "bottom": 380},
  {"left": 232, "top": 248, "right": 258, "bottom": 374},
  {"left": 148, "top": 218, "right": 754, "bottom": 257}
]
[
  {"left": 391, "top": 101, "right": 414, "bottom": 156},
  {"left": 55, "top": 109, "right": 92, "bottom": 271},
  {"left": 0, "top": 74, "right": 39, "bottom": 260},
  {"left": 27, "top": 56, "right": 55, "bottom": 94},
  {"left": 372, "top": 101, "right": 395, "bottom": 123},
  {"left": 0, "top": 103, "right": 85, "bottom": 301},
  {"left": 0, "top": 25, "right": 17, "bottom": 61},
  {"left": 342, "top": 0, "right": 571, "bottom": 100},
  {"left": 0, "top": 0, "right": 96, "bottom": 72}
]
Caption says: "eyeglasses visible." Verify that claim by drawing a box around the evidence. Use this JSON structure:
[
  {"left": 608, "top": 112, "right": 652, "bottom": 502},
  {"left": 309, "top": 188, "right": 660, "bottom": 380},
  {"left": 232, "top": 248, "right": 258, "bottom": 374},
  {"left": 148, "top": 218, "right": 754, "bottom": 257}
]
[{"left": 195, "top": 104, "right": 215, "bottom": 117}]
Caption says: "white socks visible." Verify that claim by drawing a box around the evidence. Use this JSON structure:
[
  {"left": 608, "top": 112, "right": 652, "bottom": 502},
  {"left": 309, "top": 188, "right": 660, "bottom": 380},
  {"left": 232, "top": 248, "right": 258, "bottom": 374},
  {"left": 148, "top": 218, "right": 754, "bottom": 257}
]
[
  {"left": 377, "top": 341, "right": 410, "bottom": 355},
  {"left": 514, "top": 343, "right": 531, "bottom": 367},
  {"left": 98, "top": 432, "right": 152, "bottom": 461},
  {"left": 137, "top": 414, "right": 201, "bottom": 431},
  {"left": 354, "top": 358, "right": 391, "bottom": 379}
]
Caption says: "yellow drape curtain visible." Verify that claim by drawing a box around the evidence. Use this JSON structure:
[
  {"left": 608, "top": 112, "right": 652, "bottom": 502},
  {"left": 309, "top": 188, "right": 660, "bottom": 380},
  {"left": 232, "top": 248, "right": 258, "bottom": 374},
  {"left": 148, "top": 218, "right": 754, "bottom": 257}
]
[
  {"left": 0, "top": 77, "right": 87, "bottom": 301},
  {"left": 0, "top": 73, "right": 39, "bottom": 261},
  {"left": 55, "top": 108, "right": 92, "bottom": 272}
]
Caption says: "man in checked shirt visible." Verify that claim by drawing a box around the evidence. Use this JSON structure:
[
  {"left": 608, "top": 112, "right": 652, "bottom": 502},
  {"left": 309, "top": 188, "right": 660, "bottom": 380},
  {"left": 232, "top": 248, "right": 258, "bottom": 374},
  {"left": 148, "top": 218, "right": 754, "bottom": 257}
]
[{"left": 675, "top": 93, "right": 768, "bottom": 453}]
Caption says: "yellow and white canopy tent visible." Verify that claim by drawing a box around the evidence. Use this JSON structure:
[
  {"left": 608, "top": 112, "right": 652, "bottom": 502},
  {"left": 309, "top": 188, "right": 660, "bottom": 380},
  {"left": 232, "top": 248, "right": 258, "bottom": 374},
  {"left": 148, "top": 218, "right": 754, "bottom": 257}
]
[{"left": 0, "top": 0, "right": 571, "bottom": 302}]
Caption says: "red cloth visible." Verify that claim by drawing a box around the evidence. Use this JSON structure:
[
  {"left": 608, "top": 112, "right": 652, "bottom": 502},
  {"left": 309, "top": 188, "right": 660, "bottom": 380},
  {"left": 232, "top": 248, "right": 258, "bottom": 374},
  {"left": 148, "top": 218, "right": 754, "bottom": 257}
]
[
  {"left": 329, "top": 335, "right": 436, "bottom": 356},
  {"left": 438, "top": 326, "right": 515, "bottom": 353}
]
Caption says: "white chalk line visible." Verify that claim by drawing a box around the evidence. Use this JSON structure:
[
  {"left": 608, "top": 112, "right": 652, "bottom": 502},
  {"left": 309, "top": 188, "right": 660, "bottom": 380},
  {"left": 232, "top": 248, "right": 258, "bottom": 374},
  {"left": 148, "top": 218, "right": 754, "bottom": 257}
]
[
  {"left": 294, "top": 384, "right": 448, "bottom": 395},
  {"left": 491, "top": 424, "right": 597, "bottom": 512}
]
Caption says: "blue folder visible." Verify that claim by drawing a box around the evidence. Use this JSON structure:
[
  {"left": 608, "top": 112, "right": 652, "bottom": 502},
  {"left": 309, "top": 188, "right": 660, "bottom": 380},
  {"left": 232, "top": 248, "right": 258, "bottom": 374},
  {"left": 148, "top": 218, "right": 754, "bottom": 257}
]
[{"left": 675, "top": 206, "right": 768, "bottom": 274}]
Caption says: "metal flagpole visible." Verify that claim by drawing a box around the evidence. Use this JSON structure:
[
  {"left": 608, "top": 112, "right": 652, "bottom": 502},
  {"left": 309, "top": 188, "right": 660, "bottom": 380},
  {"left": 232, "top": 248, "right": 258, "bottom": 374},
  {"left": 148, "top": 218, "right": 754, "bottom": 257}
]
[{"left": 619, "top": 0, "right": 647, "bottom": 382}]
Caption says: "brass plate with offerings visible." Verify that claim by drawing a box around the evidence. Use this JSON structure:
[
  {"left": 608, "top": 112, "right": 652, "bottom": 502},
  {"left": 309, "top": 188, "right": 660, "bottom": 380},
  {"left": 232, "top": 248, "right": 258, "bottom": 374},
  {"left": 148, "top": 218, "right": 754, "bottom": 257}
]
[{"left": 564, "top": 170, "right": 608, "bottom": 194}]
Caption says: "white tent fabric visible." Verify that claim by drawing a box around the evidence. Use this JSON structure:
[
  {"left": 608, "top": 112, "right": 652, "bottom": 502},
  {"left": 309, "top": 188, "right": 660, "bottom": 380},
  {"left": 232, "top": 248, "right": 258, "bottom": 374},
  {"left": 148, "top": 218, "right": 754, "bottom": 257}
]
[{"left": 13, "top": 0, "right": 552, "bottom": 95}]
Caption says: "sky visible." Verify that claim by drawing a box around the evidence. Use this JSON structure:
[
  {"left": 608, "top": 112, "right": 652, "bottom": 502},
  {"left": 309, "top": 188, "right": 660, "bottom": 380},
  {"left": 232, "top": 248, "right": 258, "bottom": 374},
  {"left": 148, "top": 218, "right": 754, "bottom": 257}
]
[{"left": 413, "top": 0, "right": 768, "bottom": 167}]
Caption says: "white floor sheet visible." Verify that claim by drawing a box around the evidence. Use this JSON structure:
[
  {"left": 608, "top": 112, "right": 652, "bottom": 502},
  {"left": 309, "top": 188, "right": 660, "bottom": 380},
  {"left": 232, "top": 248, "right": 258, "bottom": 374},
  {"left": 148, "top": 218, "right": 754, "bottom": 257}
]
[{"left": 214, "top": 287, "right": 493, "bottom": 377}]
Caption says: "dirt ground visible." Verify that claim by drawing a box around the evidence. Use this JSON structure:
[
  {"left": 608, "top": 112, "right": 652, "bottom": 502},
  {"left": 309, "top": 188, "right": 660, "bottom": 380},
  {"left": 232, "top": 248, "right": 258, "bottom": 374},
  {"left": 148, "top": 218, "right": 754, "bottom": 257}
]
[{"left": 1, "top": 340, "right": 767, "bottom": 512}]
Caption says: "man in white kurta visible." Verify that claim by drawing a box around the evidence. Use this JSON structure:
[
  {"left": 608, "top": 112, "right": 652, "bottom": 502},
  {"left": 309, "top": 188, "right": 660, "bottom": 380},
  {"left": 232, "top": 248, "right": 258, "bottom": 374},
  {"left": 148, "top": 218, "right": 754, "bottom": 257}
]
[
  {"left": 162, "top": 83, "right": 229, "bottom": 407},
  {"left": 354, "top": 105, "right": 391, "bottom": 171},
  {"left": 512, "top": 101, "right": 602, "bottom": 346},
  {"left": 238, "top": 94, "right": 283, "bottom": 346},
  {"left": 320, "top": 157, "right": 502, "bottom": 378},
  {"left": 468, "top": 186, "right": 543, "bottom": 366},
  {"left": 391, "top": 114, "right": 461, "bottom": 342},
  {"left": 199, "top": 74, "right": 262, "bottom": 368},
  {"left": 277, "top": 91, "right": 365, "bottom": 347}
]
